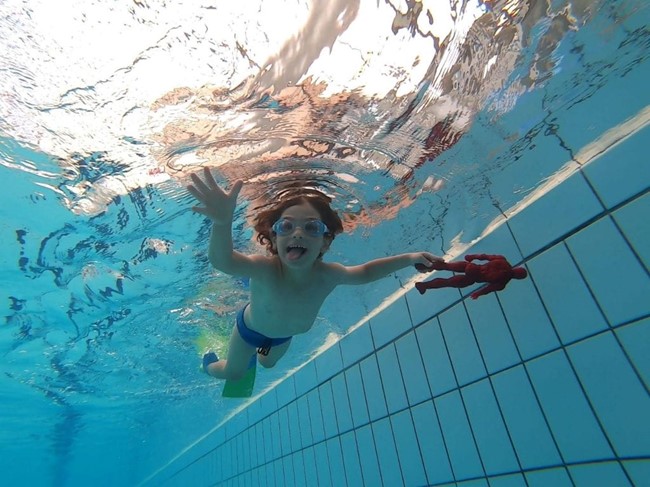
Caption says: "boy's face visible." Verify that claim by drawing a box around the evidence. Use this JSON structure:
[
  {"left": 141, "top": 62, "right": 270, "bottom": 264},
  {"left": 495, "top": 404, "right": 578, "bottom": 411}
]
[{"left": 271, "top": 202, "right": 331, "bottom": 268}]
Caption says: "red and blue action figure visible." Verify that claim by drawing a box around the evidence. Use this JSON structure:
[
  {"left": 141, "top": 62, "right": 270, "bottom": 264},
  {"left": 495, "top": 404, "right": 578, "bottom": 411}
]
[{"left": 415, "top": 254, "right": 528, "bottom": 300}]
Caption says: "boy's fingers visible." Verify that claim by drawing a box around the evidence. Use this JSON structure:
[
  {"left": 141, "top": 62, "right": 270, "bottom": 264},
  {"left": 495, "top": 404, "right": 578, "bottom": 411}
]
[
  {"left": 425, "top": 254, "right": 443, "bottom": 264},
  {"left": 203, "top": 167, "right": 220, "bottom": 189},
  {"left": 204, "top": 169, "right": 229, "bottom": 199},
  {"left": 203, "top": 167, "right": 226, "bottom": 195},
  {"left": 415, "top": 253, "right": 444, "bottom": 273},
  {"left": 190, "top": 173, "right": 210, "bottom": 194},
  {"left": 187, "top": 184, "right": 204, "bottom": 201},
  {"left": 229, "top": 179, "right": 243, "bottom": 199},
  {"left": 191, "top": 206, "right": 208, "bottom": 216}
]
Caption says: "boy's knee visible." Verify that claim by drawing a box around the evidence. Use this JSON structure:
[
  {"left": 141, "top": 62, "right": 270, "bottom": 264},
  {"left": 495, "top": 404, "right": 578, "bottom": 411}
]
[{"left": 258, "top": 357, "right": 277, "bottom": 369}]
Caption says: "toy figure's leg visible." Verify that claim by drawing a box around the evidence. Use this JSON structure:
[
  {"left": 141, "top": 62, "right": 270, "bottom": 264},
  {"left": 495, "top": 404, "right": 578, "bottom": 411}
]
[
  {"left": 433, "top": 261, "right": 469, "bottom": 272},
  {"left": 415, "top": 275, "right": 474, "bottom": 294}
]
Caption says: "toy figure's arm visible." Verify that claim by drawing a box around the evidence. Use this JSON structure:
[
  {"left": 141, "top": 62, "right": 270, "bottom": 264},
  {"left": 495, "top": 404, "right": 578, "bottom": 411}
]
[
  {"left": 470, "top": 281, "right": 506, "bottom": 299},
  {"left": 465, "top": 253, "right": 506, "bottom": 262}
]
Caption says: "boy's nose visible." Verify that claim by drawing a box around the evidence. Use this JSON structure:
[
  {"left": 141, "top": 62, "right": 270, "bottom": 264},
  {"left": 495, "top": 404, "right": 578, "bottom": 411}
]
[{"left": 290, "top": 226, "right": 306, "bottom": 236}]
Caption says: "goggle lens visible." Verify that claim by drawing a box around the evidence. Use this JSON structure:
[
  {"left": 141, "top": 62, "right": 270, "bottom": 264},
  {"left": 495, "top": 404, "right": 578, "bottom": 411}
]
[{"left": 272, "top": 218, "right": 328, "bottom": 237}]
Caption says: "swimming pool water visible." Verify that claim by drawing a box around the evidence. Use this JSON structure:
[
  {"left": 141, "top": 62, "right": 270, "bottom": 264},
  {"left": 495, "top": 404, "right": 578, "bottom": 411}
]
[{"left": 1, "top": 1, "right": 649, "bottom": 486}]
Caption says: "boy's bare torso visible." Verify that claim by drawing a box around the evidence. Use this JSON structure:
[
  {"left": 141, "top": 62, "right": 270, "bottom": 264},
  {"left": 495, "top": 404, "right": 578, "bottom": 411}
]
[{"left": 244, "top": 257, "right": 339, "bottom": 338}]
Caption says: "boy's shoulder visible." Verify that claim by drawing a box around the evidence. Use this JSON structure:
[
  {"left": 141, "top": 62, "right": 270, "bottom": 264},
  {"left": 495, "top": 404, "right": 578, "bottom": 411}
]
[
  {"left": 319, "top": 260, "right": 344, "bottom": 272},
  {"left": 230, "top": 252, "right": 279, "bottom": 280},
  {"left": 317, "top": 261, "right": 350, "bottom": 283}
]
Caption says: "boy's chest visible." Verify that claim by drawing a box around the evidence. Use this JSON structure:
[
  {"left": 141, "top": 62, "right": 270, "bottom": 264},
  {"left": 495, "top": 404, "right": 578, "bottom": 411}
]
[
  {"left": 249, "top": 278, "right": 331, "bottom": 333},
  {"left": 266, "top": 279, "right": 329, "bottom": 311}
]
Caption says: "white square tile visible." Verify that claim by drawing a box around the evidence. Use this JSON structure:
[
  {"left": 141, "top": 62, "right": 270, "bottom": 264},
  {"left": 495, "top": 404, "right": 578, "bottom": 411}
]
[
  {"left": 391, "top": 409, "right": 428, "bottom": 486},
  {"left": 314, "top": 442, "right": 332, "bottom": 486},
  {"left": 616, "top": 317, "right": 650, "bottom": 389},
  {"left": 317, "top": 382, "right": 339, "bottom": 438},
  {"left": 395, "top": 331, "right": 432, "bottom": 405},
  {"left": 461, "top": 379, "right": 519, "bottom": 475},
  {"left": 613, "top": 192, "right": 650, "bottom": 270},
  {"left": 340, "top": 431, "right": 364, "bottom": 485},
  {"left": 569, "top": 461, "right": 631, "bottom": 487},
  {"left": 435, "top": 390, "right": 484, "bottom": 480},
  {"left": 527, "top": 244, "right": 608, "bottom": 343},
  {"left": 313, "top": 342, "right": 343, "bottom": 383},
  {"left": 296, "top": 395, "right": 313, "bottom": 448},
  {"left": 491, "top": 365, "right": 561, "bottom": 469},
  {"left": 345, "top": 364, "right": 370, "bottom": 427},
  {"left": 325, "top": 438, "right": 347, "bottom": 486},
  {"left": 369, "top": 296, "right": 411, "bottom": 348},
  {"left": 339, "top": 322, "right": 374, "bottom": 367},
  {"left": 465, "top": 294, "right": 520, "bottom": 373},
  {"left": 567, "top": 216, "right": 650, "bottom": 326},
  {"left": 526, "top": 350, "right": 613, "bottom": 462},
  {"left": 583, "top": 124, "right": 650, "bottom": 209},
  {"left": 293, "top": 360, "right": 317, "bottom": 397},
  {"left": 439, "top": 303, "right": 487, "bottom": 385},
  {"left": 411, "top": 401, "right": 454, "bottom": 484},
  {"left": 376, "top": 344, "right": 409, "bottom": 414},
  {"left": 306, "top": 388, "right": 325, "bottom": 443},
  {"left": 498, "top": 276, "right": 560, "bottom": 360},
  {"left": 406, "top": 280, "right": 462, "bottom": 326},
  {"left": 372, "top": 417, "right": 403, "bottom": 486},
  {"left": 355, "top": 425, "right": 383, "bottom": 486},
  {"left": 359, "top": 354, "right": 388, "bottom": 420},
  {"left": 508, "top": 171, "right": 603, "bottom": 256},
  {"left": 330, "top": 373, "right": 353, "bottom": 432},
  {"left": 568, "top": 332, "right": 650, "bottom": 458},
  {"left": 415, "top": 317, "right": 458, "bottom": 396}
]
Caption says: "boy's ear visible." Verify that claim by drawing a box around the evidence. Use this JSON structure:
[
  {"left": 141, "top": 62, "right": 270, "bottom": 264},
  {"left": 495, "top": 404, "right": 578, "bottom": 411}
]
[
  {"left": 320, "top": 235, "right": 333, "bottom": 254},
  {"left": 270, "top": 234, "right": 277, "bottom": 252}
]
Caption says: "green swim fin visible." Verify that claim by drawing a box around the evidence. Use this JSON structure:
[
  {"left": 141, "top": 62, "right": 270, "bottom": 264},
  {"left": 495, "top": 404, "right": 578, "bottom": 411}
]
[{"left": 222, "top": 354, "right": 257, "bottom": 398}]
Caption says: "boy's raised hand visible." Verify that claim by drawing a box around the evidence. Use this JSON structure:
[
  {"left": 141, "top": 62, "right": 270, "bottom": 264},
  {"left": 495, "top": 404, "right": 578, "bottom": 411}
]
[{"left": 187, "top": 167, "right": 243, "bottom": 225}]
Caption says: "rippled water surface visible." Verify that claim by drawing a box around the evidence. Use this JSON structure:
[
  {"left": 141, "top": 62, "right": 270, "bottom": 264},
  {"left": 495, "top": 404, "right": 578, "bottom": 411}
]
[{"left": 1, "top": 0, "right": 648, "bottom": 484}]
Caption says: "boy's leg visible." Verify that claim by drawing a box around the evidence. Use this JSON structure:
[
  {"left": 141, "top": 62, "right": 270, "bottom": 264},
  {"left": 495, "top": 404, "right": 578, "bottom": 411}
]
[
  {"left": 257, "top": 339, "right": 292, "bottom": 369},
  {"left": 206, "top": 324, "right": 256, "bottom": 381}
]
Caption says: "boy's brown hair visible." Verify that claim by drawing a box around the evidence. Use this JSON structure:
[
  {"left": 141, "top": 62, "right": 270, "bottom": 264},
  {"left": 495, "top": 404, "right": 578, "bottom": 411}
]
[{"left": 254, "top": 188, "right": 344, "bottom": 257}]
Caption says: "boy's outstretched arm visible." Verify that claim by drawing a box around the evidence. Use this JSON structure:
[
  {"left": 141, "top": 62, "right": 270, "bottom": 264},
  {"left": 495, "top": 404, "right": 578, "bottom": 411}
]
[
  {"left": 330, "top": 252, "right": 443, "bottom": 285},
  {"left": 187, "top": 168, "right": 268, "bottom": 277}
]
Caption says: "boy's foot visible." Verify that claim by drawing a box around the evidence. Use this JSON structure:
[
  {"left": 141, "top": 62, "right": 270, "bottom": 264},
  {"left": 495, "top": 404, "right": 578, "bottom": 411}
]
[{"left": 202, "top": 351, "right": 219, "bottom": 374}]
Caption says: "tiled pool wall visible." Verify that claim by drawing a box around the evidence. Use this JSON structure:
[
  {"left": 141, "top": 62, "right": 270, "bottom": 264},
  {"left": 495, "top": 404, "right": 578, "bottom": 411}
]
[{"left": 148, "top": 121, "right": 650, "bottom": 487}]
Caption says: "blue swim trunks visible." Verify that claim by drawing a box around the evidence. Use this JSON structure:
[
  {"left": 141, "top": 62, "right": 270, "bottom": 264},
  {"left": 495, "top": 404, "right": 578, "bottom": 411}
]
[{"left": 237, "top": 305, "right": 291, "bottom": 356}]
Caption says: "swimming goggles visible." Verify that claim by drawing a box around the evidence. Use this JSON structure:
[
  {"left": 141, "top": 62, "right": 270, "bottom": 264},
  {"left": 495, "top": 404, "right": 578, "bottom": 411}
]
[{"left": 272, "top": 218, "right": 329, "bottom": 237}]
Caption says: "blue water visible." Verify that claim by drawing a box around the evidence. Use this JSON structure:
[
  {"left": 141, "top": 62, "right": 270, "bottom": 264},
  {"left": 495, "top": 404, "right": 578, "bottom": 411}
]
[{"left": 1, "top": 1, "right": 649, "bottom": 485}]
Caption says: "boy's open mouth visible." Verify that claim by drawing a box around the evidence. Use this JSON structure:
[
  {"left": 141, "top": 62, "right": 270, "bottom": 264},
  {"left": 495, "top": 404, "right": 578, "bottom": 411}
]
[{"left": 286, "top": 245, "right": 307, "bottom": 261}]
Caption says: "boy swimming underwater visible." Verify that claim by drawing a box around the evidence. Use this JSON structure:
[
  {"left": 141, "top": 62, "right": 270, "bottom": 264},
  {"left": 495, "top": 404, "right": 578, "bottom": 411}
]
[{"left": 188, "top": 168, "right": 442, "bottom": 381}]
